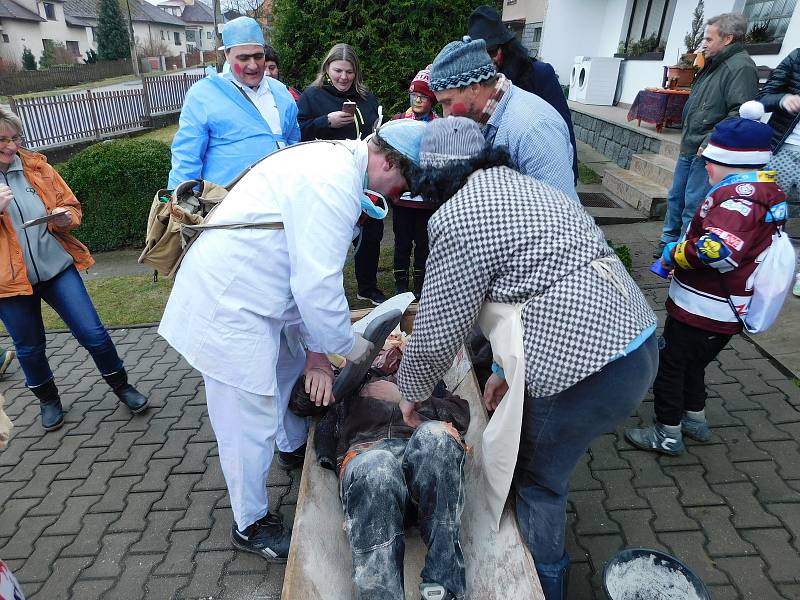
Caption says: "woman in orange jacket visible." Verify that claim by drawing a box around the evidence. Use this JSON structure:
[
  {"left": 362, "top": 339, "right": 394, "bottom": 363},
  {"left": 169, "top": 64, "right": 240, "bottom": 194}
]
[{"left": 0, "top": 107, "right": 147, "bottom": 431}]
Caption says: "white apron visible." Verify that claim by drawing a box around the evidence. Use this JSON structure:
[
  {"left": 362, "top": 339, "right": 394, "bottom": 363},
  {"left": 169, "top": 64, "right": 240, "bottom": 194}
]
[{"left": 476, "top": 301, "right": 528, "bottom": 531}]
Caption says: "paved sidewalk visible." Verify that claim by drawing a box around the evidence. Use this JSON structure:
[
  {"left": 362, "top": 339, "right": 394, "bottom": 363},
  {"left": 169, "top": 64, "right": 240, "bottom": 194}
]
[{"left": 0, "top": 221, "right": 798, "bottom": 599}]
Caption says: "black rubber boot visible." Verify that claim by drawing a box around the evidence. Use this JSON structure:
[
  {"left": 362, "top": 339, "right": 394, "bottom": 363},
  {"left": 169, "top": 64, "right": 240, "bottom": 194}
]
[
  {"left": 103, "top": 369, "right": 149, "bottom": 413},
  {"left": 30, "top": 378, "right": 64, "bottom": 431}
]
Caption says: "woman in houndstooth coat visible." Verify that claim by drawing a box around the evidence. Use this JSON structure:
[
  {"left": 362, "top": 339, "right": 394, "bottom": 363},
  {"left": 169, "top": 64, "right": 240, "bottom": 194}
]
[{"left": 395, "top": 117, "right": 659, "bottom": 600}]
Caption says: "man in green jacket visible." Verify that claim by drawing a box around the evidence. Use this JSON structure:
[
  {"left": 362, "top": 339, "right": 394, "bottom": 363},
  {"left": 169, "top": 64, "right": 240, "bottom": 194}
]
[{"left": 655, "top": 12, "right": 758, "bottom": 257}]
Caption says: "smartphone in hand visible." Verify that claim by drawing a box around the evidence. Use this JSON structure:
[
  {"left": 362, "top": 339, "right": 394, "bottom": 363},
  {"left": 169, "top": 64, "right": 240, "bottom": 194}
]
[{"left": 342, "top": 101, "right": 357, "bottom": 115}]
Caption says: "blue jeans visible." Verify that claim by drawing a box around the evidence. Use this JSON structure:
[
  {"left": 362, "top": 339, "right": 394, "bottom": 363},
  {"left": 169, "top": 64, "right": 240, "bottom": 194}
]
[
  {"left": 660, "top": 153, "right": 711, "bottom": 243},
  {"left": 514, "top": 335, "right": 658, "bottom": 570},
  {"left": 0, "top": 265, "right": 122, "bottom": 387},
  {"left": 340, "top": 421, "right": 466, "bottom": 600}
]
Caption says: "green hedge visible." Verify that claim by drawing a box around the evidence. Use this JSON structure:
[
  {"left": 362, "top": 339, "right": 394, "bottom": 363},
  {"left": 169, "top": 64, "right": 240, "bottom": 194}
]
[
  {"left": 273, "top": 0, "right": 502, "bottom": 117},
  {"left": 58, "top": 138, "right": 170, "bottom": 251}
]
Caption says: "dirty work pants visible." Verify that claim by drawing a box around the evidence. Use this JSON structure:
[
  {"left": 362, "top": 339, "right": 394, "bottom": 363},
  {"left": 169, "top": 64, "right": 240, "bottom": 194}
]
[
  {"left": 514, "top": 336, "right": 658, "bottom": 579},
  {"left": 653, "top": 317, "right": 732, "bottom": 426},
  {"left": 202, "top": 333, "right": 307, "bottom": 530},
  {"left": 0, "top": 265, "right": 122, "bottom": 386},
  {"left": 660, "top": 153, "right": 711, "bottom": 244},
  {"left": 340, "top": 421, "right": 466, "bottom": 600}
]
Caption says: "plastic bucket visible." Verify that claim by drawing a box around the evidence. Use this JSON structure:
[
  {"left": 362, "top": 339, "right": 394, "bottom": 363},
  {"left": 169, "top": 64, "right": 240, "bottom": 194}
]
[{"left": 603, "top": 548, "right": 710, "bottom": 600}]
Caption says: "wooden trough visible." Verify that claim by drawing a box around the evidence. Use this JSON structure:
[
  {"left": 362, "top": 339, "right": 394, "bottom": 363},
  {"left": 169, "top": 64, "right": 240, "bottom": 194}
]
[{"left": 281, "top": 306, "right": 544, "bottom": 600}]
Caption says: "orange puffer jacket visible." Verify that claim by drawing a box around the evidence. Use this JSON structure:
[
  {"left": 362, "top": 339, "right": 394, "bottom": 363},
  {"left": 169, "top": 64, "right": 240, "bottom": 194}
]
[{"left": 0, "top": 149, "right": 93, "bottom": 298}]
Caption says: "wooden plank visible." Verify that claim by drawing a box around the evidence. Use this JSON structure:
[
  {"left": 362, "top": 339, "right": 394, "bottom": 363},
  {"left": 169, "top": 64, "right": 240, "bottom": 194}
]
[{"left": 282, "top": 310, "right": 543, "bottom": 600}]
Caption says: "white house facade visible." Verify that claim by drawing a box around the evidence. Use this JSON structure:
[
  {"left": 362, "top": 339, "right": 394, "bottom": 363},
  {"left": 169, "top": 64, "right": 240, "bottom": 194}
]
[{"left": 502, "top": 0, "right": 800, "bottom": 104}]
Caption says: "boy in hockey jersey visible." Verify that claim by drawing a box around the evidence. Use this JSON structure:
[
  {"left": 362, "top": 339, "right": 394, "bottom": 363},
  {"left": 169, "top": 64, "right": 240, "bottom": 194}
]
[{"left": 627, "top": 101, "right": 788, "bottom": 456}]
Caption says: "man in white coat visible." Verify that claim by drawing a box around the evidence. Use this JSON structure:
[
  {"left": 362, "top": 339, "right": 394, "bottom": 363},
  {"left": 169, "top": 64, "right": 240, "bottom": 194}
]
[{"left": 158, "top": 119, "right": 427, "bottom": 561}]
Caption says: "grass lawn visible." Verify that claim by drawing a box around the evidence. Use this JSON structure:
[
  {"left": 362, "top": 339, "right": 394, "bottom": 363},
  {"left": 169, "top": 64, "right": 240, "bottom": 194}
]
[
  {"left": 0, "top": 244, "right": 395, "bottom": 335},
  {"left": 137, "top": 123, "right": 179, "bottom": 145}
]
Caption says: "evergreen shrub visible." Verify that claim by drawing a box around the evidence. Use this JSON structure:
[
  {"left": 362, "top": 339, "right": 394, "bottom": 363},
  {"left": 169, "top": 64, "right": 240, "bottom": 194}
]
[
  {"left": 58, "top": 139, "right": 171, "bottom": 251},
  {"left": 272, "top": 0, "right": 501, "bottom": 116}
]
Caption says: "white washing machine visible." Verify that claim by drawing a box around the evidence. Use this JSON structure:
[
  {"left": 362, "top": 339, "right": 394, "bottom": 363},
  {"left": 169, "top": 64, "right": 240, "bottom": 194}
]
[
  {"left": 568, "top": 56, "right": 586, "bottom": 101},
  {"left": 569, "top": 57, "right": 622, "bottom": 106}
]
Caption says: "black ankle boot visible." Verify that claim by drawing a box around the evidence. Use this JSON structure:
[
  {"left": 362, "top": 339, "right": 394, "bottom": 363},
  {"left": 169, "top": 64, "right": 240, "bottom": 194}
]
[
  {"left": 413, "top": 268, "right": 425, "bottom": 300},
  {"left": 394, "top": 268, "right": 410, "bottom": 294},
  {"left": 103, "top": 369, "right": 149, "bottom": 413},
  {"left": 30, "top": 378, "right": 64, "bottom": 431}
]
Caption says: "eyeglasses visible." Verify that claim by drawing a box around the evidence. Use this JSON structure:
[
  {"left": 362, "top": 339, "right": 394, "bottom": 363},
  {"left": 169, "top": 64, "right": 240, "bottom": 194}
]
[
  {"left": 0, "top": 135, "right": 24, "bottom": 146},
  {"left": 410, "top": 93, "right": 430, "bottom": 103}
]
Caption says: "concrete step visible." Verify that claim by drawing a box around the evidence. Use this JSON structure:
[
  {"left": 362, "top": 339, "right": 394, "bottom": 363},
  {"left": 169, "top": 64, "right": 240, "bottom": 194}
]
[
  {"left": 658, "top": 138, "right": 681, "bottom": 161},
  {"left": 630, "top": 152, "right": 676, "bottom": 189},
  {"left": 602, "top": 166, "right": 668, "bottom": 218}
]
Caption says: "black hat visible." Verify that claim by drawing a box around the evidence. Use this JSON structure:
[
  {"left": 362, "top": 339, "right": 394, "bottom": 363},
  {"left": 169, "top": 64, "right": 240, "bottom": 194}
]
[{"left": 468, "top": 5, "right": 515, "bottom": 48}]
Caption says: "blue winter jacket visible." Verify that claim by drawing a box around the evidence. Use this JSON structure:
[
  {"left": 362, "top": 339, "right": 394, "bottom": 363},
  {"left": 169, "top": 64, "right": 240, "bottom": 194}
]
[{"left": 168, "top": 74, "right": 300, "bottom": 188}]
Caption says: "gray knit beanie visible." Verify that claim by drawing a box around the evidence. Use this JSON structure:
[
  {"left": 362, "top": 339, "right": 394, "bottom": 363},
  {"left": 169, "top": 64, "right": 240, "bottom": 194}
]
[
  {"left": 429, "top": 35, "right": 496, "bottom": 92},
  {"left": 419, "top": 117, "right": 487, "bottom": 168}
]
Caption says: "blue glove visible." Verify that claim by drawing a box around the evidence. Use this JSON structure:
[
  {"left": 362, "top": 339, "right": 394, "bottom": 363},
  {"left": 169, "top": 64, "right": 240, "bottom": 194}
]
[{"left": 661, "top": 242, "right": 678, "bottom": 267}]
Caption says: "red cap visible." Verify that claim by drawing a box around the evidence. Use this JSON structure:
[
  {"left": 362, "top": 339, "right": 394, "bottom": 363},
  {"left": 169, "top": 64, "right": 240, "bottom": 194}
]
[{"left": 409, "top": 65, "right": 437, "bottom": 103}]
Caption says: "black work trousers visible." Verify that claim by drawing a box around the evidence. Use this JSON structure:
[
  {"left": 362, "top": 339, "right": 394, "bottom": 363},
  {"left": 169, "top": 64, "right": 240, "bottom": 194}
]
[
  {"left": 355, "top": 218, "right": 384, "bottom": 294},
  {"left": 392, "top": 205, "right": 434, "bottom": 291},
  {"left": 652, "top": 316, "right": 732, "bottom": 426}
]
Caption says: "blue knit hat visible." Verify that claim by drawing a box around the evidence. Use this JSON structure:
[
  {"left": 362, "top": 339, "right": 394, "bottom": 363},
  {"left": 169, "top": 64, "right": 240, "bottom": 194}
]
[
  {"left": 374, "top": 119, "right": 427, "bottom": 164},
  {"left": 702, "top": 101, "right": 773, "bottom": 168},
  {"left": 221, "top": 17, "right": 265, "bottom": 50},
  {"left": 429, "top": 36, "right": 496, "bottom": 92}
]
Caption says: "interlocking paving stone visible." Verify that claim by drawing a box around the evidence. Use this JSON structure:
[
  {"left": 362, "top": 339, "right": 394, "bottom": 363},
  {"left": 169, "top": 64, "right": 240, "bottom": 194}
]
[
  {"left": 575, "top": 533, "right": 625, "bottom": 591},
  {"left": 686, "top": 444, "right": 749, "bottom": 484},
  {"left": 714, "top": 426, "right": 773, "bottom": 462},
  {"left": 765, "top": 379, "right": 800, "bottom": 406},
  {"left": 60, "top": 512, "right": 118, "bottom": 557},
  {"left": 199, "top": 507, "right": 235, "bottom": 552},
  {"left": 153, "top": 530, "right": 209, "bottom": 576},
  {"left": 129, "top": 510, "right": 184, "bottom": 553},
  {"left": 712, "top": 482, "right": 782, "bottom": 528},
  {"left": 69, "top": 578, "right": 116, "bottom": 600},
  {"left": 594, "top": 469, "right": 647, "bottom": 510},
  {"left": 13, "top": 463, "right": 69, "bottom": 498},
  {"left": 182, "top": 550, "right": 234, "bottom": 598},
  {"left": 174, "top": 490, "right": 227, "bottom": 531},
  {"left": 41, "top": 433, "right": 93, "bottom": 464},
  {"left": 113, "top": 443, "right": 162, "bottom": 477},
  {"left": 0, "top": 515, "right": 58, "bottom": 560},
  {"left": 142, "top": 575, "right": 190, "bottom": 600},
  {"left": 565, "top": 561, "right": 593, "bottom": 600},
  {"left": 53, "top": 447, "right": 106, "bottom": 481},
  {"left": 571, "top": 490, "right": 619, "bottom": 535},
  {"left": 3, "top": 450, "right": 54, "bottom": 481},
  {"left": 91, "top": 475, "right": 143, "bottom": 513},
  {"left": 752, "top": 392, "right": 800, "bottom": 424},
  {"left": 731, "top": 369, "right": 780, "bottom": 396},
  {"left": 741, "top": 528, "right": 800, "bottom": 583},
  {"left": 151, "top": 472, "right": 203, "bottom": 511},
  {"left": 662, "top": 465, "right": 726, "bottom": 507},
  {"left": 640, "top": 487, "right": 700, "bottom": 532},
  {"left": 26, "top": 556, "right": 92, "bottom": 600},
  {"left": 621, "top": 451, "right": 675, "bottom": 488},
  {"left": 737, "top": 461, "right": 800, "bottom": 503},
  {"left": 715, "top": 556, "right": 787, "bottom": 600},
  {"left": 0, "top": 480, "right": 26, "bottom": 507},
  {"left": 767, "top": 504, "right": 800, "bottom": 554},
  {"left": 587, "top": 433, "right": 630, "bottom": 470},
  {"left": 106, "top": 491, "right": 163, "bottom": 533},
  {"left": 130, "top": 457, "right": 181, "bottom": 493},
  {"left": 172, "top": 441, "right": 215, "bottom": 475},
  {"left": 194, "top": 455, "right": 228, "bottom": 491},
  {"left": 686, "top": 506, "right": 756, "bottom": 556},
  {"left": 80, "top": 531, "right": 141, "bottom": 579},
  {"left": 133, "top": 416, "right": 180, "bottom": 446},
  {"left": 71, "top": 460, "right": 125, "bottom": 496},
  {"left": 609, "top": 508, "right": 666, "bottom": 552},
  {"left": 41, "top": 495, "right": 101, "bottom": 536},
  {"left": 26, "top": 479, "right": 83, "bottom": 516},
  {"left": 705, "top": 399, "right": 745, "bottom": 427},
  {"left": 13, "top": 535, "right": 73, "bottom": 583},
  {"left": 101, "top": 554, "right": 162, "bottom": 600},
  {"left": 756, "top": 440, "right": 800, "bottom": 479},
  {"left": 712, "top": 382, "right": 761, "bottom": 411},
  {"left": 658, "top": 531, "right": 731, "bottom": 585}
]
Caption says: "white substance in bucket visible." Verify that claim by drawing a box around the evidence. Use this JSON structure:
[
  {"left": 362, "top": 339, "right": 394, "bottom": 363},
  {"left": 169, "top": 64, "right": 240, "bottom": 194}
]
[{"left": 606, "top": 555, "right": 703, "bottom": 600}]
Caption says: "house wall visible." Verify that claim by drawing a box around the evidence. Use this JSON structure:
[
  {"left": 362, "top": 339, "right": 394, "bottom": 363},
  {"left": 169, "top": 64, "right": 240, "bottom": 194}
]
[
  {"left": 503, "top": 0, "right": 547, "bottom": 23},
  {"left": 0, "top": 20, "right": 44, "bottom": 67},
  {"left": 134, "top": 22, "right": 186, "bottom": 56},
  {"left": 539, "top": 0, "right": 800, "bottom": 104}
]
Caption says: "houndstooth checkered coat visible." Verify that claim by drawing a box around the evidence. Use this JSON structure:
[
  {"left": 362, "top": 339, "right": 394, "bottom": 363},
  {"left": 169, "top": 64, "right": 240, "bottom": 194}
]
[{"left": 397, "top": 166, "right": 656, "bottom": 402}]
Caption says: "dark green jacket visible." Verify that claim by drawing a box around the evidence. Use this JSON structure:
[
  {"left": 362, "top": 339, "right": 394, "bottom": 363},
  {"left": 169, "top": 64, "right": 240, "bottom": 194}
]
[{"left": 680, "top": 43, "right": 759, "bottom": 155}]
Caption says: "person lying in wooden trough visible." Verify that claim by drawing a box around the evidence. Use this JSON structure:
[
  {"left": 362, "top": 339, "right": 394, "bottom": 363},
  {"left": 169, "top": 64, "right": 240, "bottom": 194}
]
[{"left": 288, "top": 336, "right": 471, "bottom": 600}]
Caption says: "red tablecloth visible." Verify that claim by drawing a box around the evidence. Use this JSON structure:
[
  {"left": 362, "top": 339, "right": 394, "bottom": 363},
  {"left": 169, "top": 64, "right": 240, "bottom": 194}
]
[{"left": 627, "top": 89, "right": 690, "bottom": 133}]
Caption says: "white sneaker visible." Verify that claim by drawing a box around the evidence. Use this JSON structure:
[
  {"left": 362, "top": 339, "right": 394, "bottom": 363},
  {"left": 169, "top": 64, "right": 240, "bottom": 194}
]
[{"left": 793, "top": 273, "right": 800, "bottom": 297}]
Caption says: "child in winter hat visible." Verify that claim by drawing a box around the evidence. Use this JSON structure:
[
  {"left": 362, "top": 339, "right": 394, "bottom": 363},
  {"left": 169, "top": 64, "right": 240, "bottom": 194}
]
[
  {"left": 394, "top": 65, "right": 440, "bottom": 122},
  {"left": 626, "top": 100, "right": 788, "bottom": 457}
]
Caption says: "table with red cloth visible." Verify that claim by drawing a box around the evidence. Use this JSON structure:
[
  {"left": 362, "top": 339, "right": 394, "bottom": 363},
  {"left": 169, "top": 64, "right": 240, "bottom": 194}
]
[{"left": 627, "top": 88, "right": 691, "bottom": 133}]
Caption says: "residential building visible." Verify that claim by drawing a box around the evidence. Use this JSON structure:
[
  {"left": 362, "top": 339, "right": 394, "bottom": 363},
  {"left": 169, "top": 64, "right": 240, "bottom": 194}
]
[
  {"left": 501, "top": 0, "right": 800, "bottom": 104},
  {"left": 157, "top": 0, "right": 220, "bottom": 51}
]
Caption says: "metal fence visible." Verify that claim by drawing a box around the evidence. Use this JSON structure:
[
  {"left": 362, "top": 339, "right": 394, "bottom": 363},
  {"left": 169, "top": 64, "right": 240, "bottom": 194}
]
[
  {"left": 10, "top": 72, "right": 205, "bottom": 149},
  {"left": 0, "top": 60, "right": 134, "bottom": 96}
]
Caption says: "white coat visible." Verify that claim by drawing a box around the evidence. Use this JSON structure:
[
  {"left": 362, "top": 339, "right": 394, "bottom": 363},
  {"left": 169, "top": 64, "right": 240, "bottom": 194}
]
[{"left": 158, "top": 140, "right": 364, "bottom": 395}]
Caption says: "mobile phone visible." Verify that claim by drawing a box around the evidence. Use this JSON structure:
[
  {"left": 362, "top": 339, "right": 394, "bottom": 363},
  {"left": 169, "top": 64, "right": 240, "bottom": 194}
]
[{"left": 342, "top": 101, "right": 357, "bottom": 115}]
